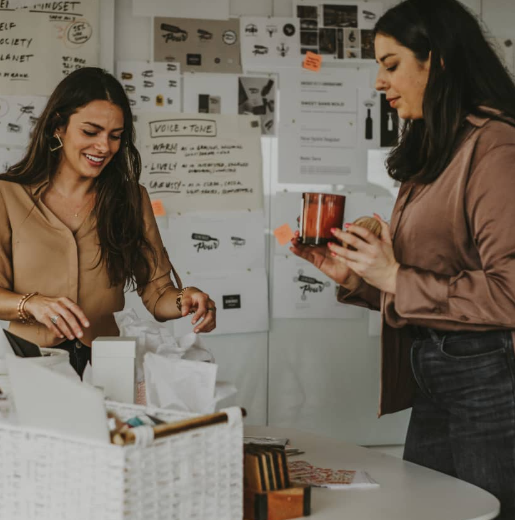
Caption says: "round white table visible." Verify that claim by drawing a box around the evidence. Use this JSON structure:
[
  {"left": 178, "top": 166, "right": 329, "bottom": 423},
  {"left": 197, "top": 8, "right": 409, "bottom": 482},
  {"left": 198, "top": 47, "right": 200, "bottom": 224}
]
[{"left": 245, "top": 425, "right": 500, "bottom": 520}]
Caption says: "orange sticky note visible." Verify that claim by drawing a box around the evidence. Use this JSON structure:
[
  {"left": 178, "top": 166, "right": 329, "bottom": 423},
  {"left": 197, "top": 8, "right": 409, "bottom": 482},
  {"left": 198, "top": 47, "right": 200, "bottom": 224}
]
[
  {"left": 274, "top": 223, "right": 295, "bottom": 246},
  {"left": 151, "top": 199, "right": 166, "bottom": 217},
  {"left": 303, "top": 51, "right": 322, "bottom": 71}
]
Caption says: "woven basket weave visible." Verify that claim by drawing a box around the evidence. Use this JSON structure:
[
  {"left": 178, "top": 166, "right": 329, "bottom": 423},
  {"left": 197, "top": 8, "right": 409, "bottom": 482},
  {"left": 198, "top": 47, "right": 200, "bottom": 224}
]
[{"left": 0, "top": 402, "right": 243, "bottom": 520}]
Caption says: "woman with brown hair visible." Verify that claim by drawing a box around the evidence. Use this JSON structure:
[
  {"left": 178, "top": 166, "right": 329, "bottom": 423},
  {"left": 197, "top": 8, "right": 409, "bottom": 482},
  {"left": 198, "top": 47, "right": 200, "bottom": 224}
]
[
  {"left": 0, "top": 67, "right": 216, "bottom": 378},
  {"left": 292, "top": 0, "right": 515, "bottom": 517}
]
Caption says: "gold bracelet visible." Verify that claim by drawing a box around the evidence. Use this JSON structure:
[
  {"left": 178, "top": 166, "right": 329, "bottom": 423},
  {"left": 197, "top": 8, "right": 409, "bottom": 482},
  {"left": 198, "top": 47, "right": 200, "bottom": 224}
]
[
  {"left": 17, "top": 292, "right": 38, "bottom": 324},
  {"left": 175, "top": 286, "right": 192, "bottom": 312}
]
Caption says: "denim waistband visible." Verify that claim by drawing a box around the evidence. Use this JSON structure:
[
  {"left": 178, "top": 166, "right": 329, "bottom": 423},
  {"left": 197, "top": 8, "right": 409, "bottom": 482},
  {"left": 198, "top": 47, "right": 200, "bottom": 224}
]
[{"left": 410, "top": 326, "right": 510, "bottom": 341}]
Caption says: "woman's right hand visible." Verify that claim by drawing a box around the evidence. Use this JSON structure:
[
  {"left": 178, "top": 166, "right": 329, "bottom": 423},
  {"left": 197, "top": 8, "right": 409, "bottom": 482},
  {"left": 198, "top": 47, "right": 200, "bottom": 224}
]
[
  {"left": 289, "top": 231, "right": 359, "bottom": 287},
  {"left": 24, "top": 295, "right": 90, "bottom": 341}
]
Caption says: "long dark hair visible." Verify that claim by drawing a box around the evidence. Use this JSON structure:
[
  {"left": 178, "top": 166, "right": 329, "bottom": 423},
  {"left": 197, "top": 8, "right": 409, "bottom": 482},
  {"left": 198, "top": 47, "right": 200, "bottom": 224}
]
[
  {"left": 1, "top": 67, "right": 156, "bottom": 289},
  {"left": 374, "top": 0, "right": 515, "bottom": 183}
]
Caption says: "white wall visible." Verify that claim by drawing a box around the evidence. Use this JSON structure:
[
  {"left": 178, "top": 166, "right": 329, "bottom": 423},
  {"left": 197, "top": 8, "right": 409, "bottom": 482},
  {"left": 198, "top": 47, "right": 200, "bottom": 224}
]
[{"left": 112, "top": 0, "right": 515, "bottom": 443}]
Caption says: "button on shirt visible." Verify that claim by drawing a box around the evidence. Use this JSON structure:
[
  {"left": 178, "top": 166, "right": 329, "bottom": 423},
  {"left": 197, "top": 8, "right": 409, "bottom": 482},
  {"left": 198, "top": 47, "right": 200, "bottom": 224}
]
[
  {"left": 338, "top": 109, "right": 515, "bottom": 415},
  {"left": 0, "top": 179, "right": 176, "bottom": 348}
]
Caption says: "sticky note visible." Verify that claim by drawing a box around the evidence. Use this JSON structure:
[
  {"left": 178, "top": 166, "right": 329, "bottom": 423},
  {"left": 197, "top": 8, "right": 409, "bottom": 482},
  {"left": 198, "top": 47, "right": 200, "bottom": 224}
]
[
  {"left": 151, "top": 199, "right": 166, "bottom": 217},
  {"left": 274, "top": 223, "right": 295, "bottom": 246},
  {"left": 302, "top": 51, "right": 322, "bottom": 72}
]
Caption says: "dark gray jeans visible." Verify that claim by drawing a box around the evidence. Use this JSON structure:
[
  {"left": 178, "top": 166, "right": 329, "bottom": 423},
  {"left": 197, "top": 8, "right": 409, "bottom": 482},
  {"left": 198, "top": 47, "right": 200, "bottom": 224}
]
[{"left": 405, "top": 329, "right": 515, "bottom": 519}]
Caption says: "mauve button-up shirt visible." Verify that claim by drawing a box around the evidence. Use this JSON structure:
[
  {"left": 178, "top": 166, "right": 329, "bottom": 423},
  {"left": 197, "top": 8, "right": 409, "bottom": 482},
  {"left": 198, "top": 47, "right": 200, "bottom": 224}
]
[
  {"left": 338, "top": 109, "right": 515, "bottom": 415},
  {"left": 0, "top": 179, "right": 177, "bottom": 348}
]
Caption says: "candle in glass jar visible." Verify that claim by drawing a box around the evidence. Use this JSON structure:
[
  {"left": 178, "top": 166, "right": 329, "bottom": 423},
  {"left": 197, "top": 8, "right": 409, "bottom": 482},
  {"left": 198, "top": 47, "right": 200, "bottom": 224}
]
[{"left": 300, "top": 193, "right": 346, "bottom": 246}]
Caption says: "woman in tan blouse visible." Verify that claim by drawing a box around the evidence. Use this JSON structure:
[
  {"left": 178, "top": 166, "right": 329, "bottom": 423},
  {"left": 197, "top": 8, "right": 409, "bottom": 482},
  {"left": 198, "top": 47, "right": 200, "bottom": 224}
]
[
  {"left": 0, "top": 67, "right": 216, "bottom": 378},
  {"left": 292, "top": 0, "right": 515, "bottom": 517}
]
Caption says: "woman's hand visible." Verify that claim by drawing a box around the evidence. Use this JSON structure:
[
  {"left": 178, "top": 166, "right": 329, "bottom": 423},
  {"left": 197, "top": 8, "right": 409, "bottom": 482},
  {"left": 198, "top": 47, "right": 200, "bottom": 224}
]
[
  {"left": 329, "top": 214, "right": 399, "bottom": 294},
  {"left": 289, "top": 230, "right": 360, "bottom": 287},
  {"left": 180, "top": 288, "right": 216, "bottom": 333},
  {"left": 24, "top": 295, "right": 90, "bottom": 340}
]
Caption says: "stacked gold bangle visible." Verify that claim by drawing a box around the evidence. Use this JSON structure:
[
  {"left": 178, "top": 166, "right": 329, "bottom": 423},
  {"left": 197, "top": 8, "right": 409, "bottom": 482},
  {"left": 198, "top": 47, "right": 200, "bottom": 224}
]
[
  {"left": 175, "top": 286, "right": 192, "bottom": 311},
  {"left": 17, "top": 292, "right": 38, "bottom": 324}
]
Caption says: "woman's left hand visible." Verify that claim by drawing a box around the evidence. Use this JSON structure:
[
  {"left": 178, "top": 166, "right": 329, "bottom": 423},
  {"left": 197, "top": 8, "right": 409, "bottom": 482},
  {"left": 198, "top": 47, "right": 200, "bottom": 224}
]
[
  {"left": 329, "top": 214, "right": 400, "bottom": 294},
  {"left": 180, "top": 288, "right": 217, "bottom": 333}
]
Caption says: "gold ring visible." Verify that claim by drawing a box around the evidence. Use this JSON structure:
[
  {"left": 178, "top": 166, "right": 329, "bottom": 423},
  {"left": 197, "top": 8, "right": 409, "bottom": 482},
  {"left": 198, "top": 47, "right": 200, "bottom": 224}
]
[{"left": 207, "top": 307, "right": 216, "bottom": 312}]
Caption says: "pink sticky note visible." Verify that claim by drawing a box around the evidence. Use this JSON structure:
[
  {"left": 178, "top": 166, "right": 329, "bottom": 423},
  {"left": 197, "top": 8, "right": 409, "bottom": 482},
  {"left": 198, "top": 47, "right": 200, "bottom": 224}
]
[
  {"left": 151, "top": 199, "right": 166, "bottom": 217},
  {"left": 303, "top": 51, "right": 322, "bottom": 71},
  {"left": 274, "top": 223, "right": 295, "bottom": 246}
]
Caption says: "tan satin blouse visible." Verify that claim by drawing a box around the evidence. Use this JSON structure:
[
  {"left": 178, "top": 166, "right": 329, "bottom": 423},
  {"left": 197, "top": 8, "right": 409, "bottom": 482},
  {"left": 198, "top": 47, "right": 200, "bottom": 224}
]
[
  {"left": 0, "top": 178, "right": 177, "bottom": 348},
  {"left": 339, "top": 109, "right": 515, "bottom": 415}
]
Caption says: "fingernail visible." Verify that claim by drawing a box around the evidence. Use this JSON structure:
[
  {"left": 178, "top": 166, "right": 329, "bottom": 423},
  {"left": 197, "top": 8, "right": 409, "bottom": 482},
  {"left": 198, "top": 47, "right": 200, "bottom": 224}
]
[
  {"left": 77, "top": 331, "right": 83, "bottom": 338},
  {"left": 327, "top": 242, "right": 333, "bottom": 248},
  {"left": 330, "top": 252, "right": 337, "bottom": 257},
  {"left": 344, "top": 223, "right": 351, "bottom": 228},
  {"left": 194, "top": 329, "right": 199, "bottom": 333},
  {"left": 85, "top": 321, "right": 90, "bottom": 327},
  {"left": 330, "top": 228, "right": 336, "bottom": 233}
]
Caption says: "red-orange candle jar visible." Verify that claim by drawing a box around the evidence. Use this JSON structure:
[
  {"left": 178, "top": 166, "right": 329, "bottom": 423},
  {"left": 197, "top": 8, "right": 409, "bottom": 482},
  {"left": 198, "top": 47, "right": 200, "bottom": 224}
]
[{"left": 300, "top": 192, "right": 346, "bottom": 246}]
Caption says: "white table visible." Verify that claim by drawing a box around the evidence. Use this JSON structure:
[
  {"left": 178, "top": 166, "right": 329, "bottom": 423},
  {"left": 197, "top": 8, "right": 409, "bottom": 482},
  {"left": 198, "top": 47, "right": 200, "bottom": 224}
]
[{"left": 245, "top": 426, "right": 500, "bottom": 520}]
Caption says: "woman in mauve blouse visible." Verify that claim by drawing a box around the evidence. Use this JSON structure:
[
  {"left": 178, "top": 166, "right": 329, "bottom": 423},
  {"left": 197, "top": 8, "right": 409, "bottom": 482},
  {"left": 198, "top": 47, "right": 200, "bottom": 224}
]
[
  {"left": 0, "top": 67, "right": 216, "bottom": 379},
  {"left": 292, "top": 0, "right": 515, "bottom": 518}
]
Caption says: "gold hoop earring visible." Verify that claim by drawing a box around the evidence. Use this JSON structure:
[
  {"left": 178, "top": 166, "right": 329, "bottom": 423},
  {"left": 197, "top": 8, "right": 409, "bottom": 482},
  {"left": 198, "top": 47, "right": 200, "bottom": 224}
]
[{"left": 49, "top": 134, "right": 63, "bottom": 152}]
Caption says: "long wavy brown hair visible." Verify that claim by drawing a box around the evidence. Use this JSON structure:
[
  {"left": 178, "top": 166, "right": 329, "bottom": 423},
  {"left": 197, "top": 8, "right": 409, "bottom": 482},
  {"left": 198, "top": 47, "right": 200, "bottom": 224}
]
[{"left": 0, "top": 67, "right": 156, "bottom": 289}]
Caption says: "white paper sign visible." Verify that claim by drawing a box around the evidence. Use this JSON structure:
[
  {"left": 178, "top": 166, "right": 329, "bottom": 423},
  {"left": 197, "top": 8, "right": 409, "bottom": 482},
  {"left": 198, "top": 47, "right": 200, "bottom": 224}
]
[
  {"left": 166, "top": 210, "right": 266, "bottom": 274},
  {"left": 272, "top": 255, "right": 363, "bottom": 319},
  {"left": 0, "top": 145, "right": 25, "bottom": 172},
  {"left": 295, "top": 1, "right": 382, "bottom": 60},
  {"left": 153, "top": 17, "right": 241, "bottom": 74},
  {"left": 136, "top": 113, "right": 264, "bottom": 213},
  {"left": 0, "top": 95, "right": 47, "bottom": 147},
  {"left": 172, "top": 269, "right": 269, "bottom": 336},
  {"left": 183, "top": 73, "right": 238, "bottom": 115},
  {"left": 183, "top": 73, "right": 277, "bottom": 135},
  {"left": 133, "top": 0, "right": 230, "bottom": 21},
  {"left": 278, "top": 69, "right": 370, "bottom": 184},
  {"left": 240, "top": 17, "right": 301, "bottom": 69},
  {"left": 0, "top": 1, "right": 100, "bottom": 95},
  {"left": 116, "top": 61, "right": 181, "bottom": 113}
]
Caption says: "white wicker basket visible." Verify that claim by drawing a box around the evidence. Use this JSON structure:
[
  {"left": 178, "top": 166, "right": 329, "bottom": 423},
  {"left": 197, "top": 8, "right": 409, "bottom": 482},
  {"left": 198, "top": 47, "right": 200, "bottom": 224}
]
[{"left": 0, "top": 401, "right": 243, "bottom": 520}]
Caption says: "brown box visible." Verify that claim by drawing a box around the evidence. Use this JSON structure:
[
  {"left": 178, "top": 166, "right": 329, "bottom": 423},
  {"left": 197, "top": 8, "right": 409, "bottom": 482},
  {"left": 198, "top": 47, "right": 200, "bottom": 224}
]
[{"left": 244, "top": 484, "right": 311, "bottom": 520}]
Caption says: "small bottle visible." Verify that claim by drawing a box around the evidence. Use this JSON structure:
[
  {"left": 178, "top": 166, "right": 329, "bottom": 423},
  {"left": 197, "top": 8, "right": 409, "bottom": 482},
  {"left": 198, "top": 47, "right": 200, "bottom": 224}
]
[
  {"left": 387, "top": 112, "right": 394, "bottom": 132},
  {"left": 365, "top": 108, "right": 373, "bottom": 140}
]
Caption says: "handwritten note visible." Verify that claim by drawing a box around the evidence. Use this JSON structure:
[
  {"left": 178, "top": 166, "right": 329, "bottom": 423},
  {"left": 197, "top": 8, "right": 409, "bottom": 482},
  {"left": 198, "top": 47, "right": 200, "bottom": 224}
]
[
  {"left": 136, "top": 112, "right": 264, "bottom": 213},
  {"left": 0, "top": 0, "right": 99, "bottom": 96},
  {"left": 0, "top": 94, "right": 47, "bottom": 147},
  {"left": 303, "top": 51, "right": 322, "bottom": 71}
]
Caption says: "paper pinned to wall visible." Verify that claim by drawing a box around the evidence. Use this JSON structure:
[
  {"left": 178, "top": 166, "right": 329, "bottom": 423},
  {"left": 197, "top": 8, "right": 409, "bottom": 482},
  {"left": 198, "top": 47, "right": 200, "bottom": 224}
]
[
  {"left": 240, "top": 17, "right": 301, "bottom": 70},
  {"left": 133, "top": 0, "right": 230, "bottom": 21},
  {"left": 165, "top": 210, "right": 266, "bottom": 274},
  {"left": 0, "top": 146, "right": 25, "bottom": 172},
  {"left": 153, "top": 17, "right": 241, "bottom": 74},
  {"left": 295, "top": 1, "right": 382, "bottom": 60},
  {"left": 116, "top": 61, "right": 181, "bottom": 113},
  {"left": 172, "top": 269, "right": 269, "bottom": 336},
  {"left": 183, "top": 73, "right": 277, "bottom": 136},
  {"left": 0, "top": 95, "right": 47, "bottom": 147},
  {"left": 272, "top": 255, "right": 363, "bottom": 319},
  {"left": 278, "top": 68, "right": 370, "bottom": 184},
  {"left": 0, "top": 1, "right": 100, "bottom": 96},
  {"left": 136, "top": 112, "right": 264, "bottom": 213}
]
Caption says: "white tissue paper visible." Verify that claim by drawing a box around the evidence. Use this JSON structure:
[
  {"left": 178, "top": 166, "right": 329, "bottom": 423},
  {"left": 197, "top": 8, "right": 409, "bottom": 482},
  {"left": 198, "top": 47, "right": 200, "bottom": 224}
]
[
  {"left": 114, "top": 309, "right": 236, "bottom": 413},
  {"left": 114, "top": 308, "right": 214, "bottom": 383}
]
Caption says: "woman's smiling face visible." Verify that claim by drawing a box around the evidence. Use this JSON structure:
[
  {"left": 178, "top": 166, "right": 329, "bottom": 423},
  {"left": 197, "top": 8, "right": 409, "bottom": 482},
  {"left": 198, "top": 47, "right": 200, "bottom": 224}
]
[
  {"left": 56, "top": 100, "right": 124, "bottom": 180},
  {"left": 374, "top": 33, "right": 431, "bottom": 120}
]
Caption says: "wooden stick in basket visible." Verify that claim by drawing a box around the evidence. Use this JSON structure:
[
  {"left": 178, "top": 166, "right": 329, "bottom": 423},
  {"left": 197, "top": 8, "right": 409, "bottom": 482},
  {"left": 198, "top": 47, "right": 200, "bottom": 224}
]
[{"left": 112, "top": 408, "right": 247, "bottom": 446}]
